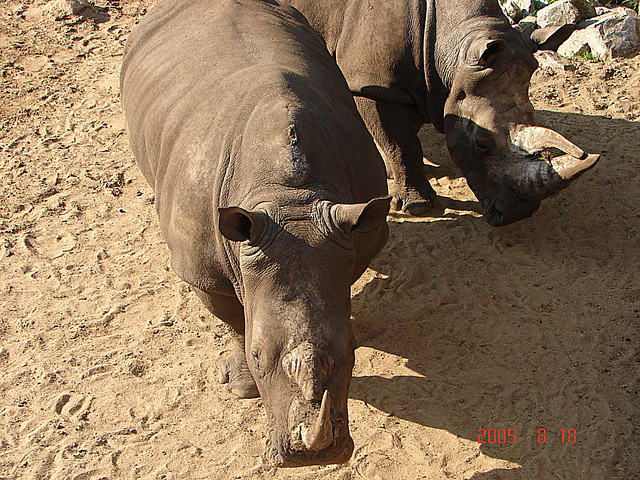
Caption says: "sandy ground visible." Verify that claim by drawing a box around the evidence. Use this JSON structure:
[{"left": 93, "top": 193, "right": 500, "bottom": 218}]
[{"left": 0, "top": 1, "right": 639, "bottom": 479}]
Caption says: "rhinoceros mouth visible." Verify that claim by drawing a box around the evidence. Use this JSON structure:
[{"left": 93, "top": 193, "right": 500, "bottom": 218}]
[
  {"left": 480, "top": 198, "right": 505, "bottom": 226},
  {"left": 265, "top": 433, "right": 354, "bottom": 467},
  {"left": 480, "top": 194, "right": 541, "bottom": 227},
  {"left": 264, "top": 391, "right": 353, "bottom": 467}
]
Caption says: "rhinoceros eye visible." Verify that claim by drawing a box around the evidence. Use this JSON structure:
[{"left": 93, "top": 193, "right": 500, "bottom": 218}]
[{"left": 251, "top": 349, "right": 260, "bottom": 368}]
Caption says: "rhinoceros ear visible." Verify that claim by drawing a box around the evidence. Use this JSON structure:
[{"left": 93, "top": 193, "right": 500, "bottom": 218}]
[
  {"left": 332, "top": 196, "right": 391, "bottom": 233},
  {"left": 468, "top": 38, "right": 506, "bottom": 66},
  {"left": 218, "top": 207, "right": 265, "bottom": 242},
  {"left": 523, "top": 24, "right": 575, "bottom": 53}
]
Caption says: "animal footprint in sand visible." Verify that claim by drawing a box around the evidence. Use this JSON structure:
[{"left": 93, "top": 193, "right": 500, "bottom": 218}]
[{"left": 53, "top": 392, "right": 93, "bottom": 421}]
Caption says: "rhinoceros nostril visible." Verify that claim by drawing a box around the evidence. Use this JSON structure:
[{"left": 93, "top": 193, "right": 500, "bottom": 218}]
[{"left": 473, "top": 134, "right": 494, "bottom": 155}]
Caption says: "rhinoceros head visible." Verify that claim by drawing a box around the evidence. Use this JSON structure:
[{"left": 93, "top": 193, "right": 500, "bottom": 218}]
[
  {"left": 436, "top": 8, "right": 598, "bottom": 226},
  {"left": 219, "top": 196, "right": 390, "bottom": 466}
]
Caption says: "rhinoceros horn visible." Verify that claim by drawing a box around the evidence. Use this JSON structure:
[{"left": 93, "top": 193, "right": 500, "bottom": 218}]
[
  {"left": 301, "top": 390, "right": 333, "bottom": 451},
  {"left": 513, "top": 126, "right": 586, "bottom": 159},
  {"left": 510, "top": 126, "right": 600, "bottom": 198}
]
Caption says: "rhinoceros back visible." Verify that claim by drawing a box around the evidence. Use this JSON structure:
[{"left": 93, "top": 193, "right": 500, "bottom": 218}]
[{"left": 120, "top": 0, "right": 382, "bottom": 294}]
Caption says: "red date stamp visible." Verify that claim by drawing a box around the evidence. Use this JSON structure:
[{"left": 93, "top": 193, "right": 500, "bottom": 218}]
[
  {"left": 477, "top": 428, "right": 578, "bottom": 444},
  {"left": 477, "top": 428, "right": 517, "bottom": 444}
]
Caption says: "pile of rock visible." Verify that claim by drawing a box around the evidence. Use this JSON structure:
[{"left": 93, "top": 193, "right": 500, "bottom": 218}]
[{"left": 500, "top": 0, "right": 640, "bottom": 60}]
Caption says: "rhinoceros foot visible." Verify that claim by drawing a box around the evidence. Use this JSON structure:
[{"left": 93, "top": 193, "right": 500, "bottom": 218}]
[
  {"left": 390, "top": 183, "right": 436, "bottom": 216},
  {"left": 218, "top": 347, "right": 259, "bottom": 399}
]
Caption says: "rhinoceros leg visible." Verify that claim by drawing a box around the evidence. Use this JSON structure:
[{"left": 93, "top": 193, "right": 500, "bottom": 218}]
[
  {"left": 354, "top": 96, "right": 436, "bottom": 216},
  {"left": 218, "top": 339, "right": 259, "bottom": 399},
  {"left": 193, "top": 288, "right": 259, "bottom": 399}
]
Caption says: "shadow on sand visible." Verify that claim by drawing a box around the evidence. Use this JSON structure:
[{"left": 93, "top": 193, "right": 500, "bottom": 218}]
[{"left": 349, "top": 111, "right": 640, "bottom": 479}]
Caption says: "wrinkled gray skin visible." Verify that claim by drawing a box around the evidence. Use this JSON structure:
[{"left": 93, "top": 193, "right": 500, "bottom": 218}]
[
  {"left": 286, "top": 0, "right": 599, "bottom": 225},
  {"left": 120, "top": 0, "right": 390, "bottom": 466}
]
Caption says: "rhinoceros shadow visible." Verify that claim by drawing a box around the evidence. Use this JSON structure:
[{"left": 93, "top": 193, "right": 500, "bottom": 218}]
[{"left": 349, "top": 111, "right": 640, "bottom": 478}]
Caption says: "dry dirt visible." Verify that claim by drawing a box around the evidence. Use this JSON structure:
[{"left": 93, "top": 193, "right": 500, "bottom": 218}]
[{"left": 0, "top": 1, "right": 639, "bottom": 479}]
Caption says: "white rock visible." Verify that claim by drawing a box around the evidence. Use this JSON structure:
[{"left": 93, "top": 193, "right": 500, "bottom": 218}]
[
  {"left": 534, "top": 51, "right": 577, "bottom": 72},
  {"left": 516, "top": 15, "right": 538, "bottom": 32},
  {"left": 537, "top": 0, "right": 581, "bottom": 28},
  {"left": 513, "top": 0, "right": 544, "bottom": 17},
  {"left": 557, "top": 7, "right": 640, "bottom": 60},
  {"left": 501, "top": 0, "right": 523, "bottom": 23}
]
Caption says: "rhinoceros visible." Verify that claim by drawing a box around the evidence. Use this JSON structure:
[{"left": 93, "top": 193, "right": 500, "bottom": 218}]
[
  {"left": 120, "top": 0, "right": 391, "bottom": 466},
  {"left": 285, "top": 0, "right": 599, "bottom": 225}
]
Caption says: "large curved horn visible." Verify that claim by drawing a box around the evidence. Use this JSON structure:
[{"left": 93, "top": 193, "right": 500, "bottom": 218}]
[
  {"left": 301, "top": 390, "right": 333, "bottom": 451},
  {"left": 513, "top": 126, "right": 586, "bottom": 159}
]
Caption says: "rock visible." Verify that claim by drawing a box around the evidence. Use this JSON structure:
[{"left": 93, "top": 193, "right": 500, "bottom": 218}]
[
  {"left": 501, "top": 0, "right": 523, "bottom": 24},
  {"left": 570, "top": 0, "right": 597, "bottom": 20},
  {"left": 127, "top": 358, "right": 149, "bottom": 377},
  {"left": 557, "top": 7, "right": 640, "bottom": 60},
  {"left": 534, "top": 0, "right": 597, "bottom": 27},
  {"left": 537, "top": 0, "right": 581, "bottom": 28},
  {"left": 44, "top": 172, "right": 60, "bottom": 186},
  {"left": 516, "top": 15, "right": 538, "bottom": 32},
  {"left": 1, "top": 239, "right": 14, "bottom": 258},
  {"left": 513, "top": 0, "right": 544, "bottom": 17},
  {"left": 56, "top": 0, "right": 89, "bottom": 15},
  {"left": 534, "top": 51, "right": 577, "bottom": 73},
  {"left": 537, "top": 0, "right": 580, "bottom": 28},
  {"left": 44, "top": 0, "right": 109, "bottom": 22},
  {"left": 60, "top": 0, "right": 106, "bottom": 17},
  {"left": 66, "top": 173, "right": 80, "bottom": 185}
]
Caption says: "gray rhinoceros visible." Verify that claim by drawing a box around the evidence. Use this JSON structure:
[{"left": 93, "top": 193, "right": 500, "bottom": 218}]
[
  {"left": 286, "top": 0, "right": 599, "bottom": 225},
  {"left": 120, "top": 0, "right": 390, "bottom": 466}
]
